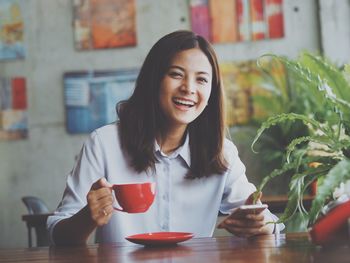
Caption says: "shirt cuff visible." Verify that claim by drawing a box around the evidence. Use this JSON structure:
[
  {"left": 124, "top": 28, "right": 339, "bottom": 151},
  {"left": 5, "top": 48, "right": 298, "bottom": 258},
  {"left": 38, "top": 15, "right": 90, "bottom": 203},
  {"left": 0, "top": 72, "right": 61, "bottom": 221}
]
[{"left": 268, "top": 212, "right": 285, "bottom": 234}]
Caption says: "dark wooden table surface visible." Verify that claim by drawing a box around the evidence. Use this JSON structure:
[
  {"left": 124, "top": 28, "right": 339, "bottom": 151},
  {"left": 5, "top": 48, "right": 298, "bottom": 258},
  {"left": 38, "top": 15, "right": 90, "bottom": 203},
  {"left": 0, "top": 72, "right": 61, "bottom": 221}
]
[{"left": 1, "top": 233, "right": 349, "bottom": 263}]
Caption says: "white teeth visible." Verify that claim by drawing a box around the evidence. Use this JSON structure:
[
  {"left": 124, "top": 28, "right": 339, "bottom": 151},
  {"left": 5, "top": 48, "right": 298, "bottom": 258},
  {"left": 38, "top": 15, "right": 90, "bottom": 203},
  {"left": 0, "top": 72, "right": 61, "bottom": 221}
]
[{"left": 173, "top": 98, "right": 195, "bottom": 106}]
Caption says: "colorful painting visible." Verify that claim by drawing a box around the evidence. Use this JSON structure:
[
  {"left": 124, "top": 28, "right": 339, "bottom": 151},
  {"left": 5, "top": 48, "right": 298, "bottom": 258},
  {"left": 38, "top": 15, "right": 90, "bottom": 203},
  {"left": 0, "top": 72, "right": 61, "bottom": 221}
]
[
  {"left": 189, "top": 0, "right": 211, "bottom": 40},
  {"left": 237, "top": 0, "right": 251, "bottom": 41},
  {"left": 250, "top": 0, "right": 266, "bottom": 40},
  {"left": 0, "top": 77, "right": 27, "bottom": 140},
  {"left": 266, "top": 0, "right": 284, "bottom": 38},
  {"left": 189, "top": 0, "right": 284, "bottom": 44},
  {"left": 64, "top": 69, "right": 139, "bottom": 134},
  {"left": 73, "top": 0, "right": 137, "bottom": 50},
  {"left": 209, "top": 0, "right": 238, "bottom": 43},
  {"left": 221, "top": 59, "right": 286, "bottom": 127},
  {"left": 0, "top": 0, "right": 25, "bottom": 60}
]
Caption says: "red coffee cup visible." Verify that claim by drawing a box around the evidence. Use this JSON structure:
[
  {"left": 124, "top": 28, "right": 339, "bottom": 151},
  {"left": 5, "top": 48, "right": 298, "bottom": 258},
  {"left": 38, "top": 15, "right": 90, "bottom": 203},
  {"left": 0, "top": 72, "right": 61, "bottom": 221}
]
[{"left": 112, "top": 182, "right": 156, "bottom": 213}]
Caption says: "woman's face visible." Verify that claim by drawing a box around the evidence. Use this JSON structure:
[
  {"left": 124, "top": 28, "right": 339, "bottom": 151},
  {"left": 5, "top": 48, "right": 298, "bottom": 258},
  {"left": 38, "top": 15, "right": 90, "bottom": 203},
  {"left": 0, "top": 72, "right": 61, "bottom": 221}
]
[{"left": 159, "top": 48, "right": 213, "bottom": 131}]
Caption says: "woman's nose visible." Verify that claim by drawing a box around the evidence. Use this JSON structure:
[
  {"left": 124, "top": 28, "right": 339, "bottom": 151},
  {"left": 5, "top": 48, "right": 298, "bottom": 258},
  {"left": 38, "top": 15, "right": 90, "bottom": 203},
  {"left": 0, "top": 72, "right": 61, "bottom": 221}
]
[{"left": 181, "top": 79, "right": 195, "bottom": 94}]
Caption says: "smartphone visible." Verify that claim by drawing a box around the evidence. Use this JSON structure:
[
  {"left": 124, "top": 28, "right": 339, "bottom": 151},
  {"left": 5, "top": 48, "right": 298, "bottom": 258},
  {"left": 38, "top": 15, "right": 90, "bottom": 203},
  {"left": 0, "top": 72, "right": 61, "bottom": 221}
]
[
  {"left": 239, "top": 204, "right": 268, "bottom": 214},
  {"left": 232, "top": 204, "right": 268, "bottom": 219},
  {"left": 219, "top": 204, "right": 268, "bottom": 227}
]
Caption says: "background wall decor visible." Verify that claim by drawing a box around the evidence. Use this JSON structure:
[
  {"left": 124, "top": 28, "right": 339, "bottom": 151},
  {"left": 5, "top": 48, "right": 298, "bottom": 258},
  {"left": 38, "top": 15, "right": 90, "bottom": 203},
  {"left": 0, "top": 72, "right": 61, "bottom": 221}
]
[
  {"left": 0, "top": 77, "right": 27, "bottom": 140},
  {"left": 64, "top": 69, "right": 138, "bottom": 133},
  {"left": 0, "top": 0, "right": 25, "bottom": 60},
  {"left": 1, "top": 0, "right": 347, "bottom": 248},
  {"left": 190, "top": 0, "right": 284, "bottom": 44},
  {"left": 73, "top": 0, "right": 137, "bottom": 50}
]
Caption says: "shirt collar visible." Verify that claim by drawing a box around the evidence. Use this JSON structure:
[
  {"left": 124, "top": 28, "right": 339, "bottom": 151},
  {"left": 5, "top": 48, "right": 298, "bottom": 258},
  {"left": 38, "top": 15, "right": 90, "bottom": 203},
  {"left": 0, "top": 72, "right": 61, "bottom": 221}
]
[
  {"left": 154, "top": 133, "right": 191, "bottom": 167},
  {"left": 177, "top": 133, "right": 191, "bottom": 167}
]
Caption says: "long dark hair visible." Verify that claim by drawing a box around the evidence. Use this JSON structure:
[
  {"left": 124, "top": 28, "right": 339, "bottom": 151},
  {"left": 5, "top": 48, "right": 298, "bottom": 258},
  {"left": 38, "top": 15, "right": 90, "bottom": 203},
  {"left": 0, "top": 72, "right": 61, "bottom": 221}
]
[{"left": 117, "top": 30, "right": 227, "bottom": 178}]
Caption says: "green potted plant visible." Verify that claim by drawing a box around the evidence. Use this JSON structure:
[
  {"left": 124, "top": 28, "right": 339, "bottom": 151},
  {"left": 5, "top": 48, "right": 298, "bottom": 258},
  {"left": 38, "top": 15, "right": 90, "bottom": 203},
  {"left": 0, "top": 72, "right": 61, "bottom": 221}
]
[
  {"left": 251, "top": 53, "right": 350, "bottom": 236},
  {"left": 246, "top": 56, "right": 311, "bottom": 195},
  {"left": 227, "top": 58, "right": 310, "bottom": 196}
]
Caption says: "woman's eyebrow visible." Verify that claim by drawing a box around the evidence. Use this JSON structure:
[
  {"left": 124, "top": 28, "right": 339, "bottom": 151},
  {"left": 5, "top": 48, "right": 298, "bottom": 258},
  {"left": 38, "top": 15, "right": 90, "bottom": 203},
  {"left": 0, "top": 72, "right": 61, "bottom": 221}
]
[
  {"left": 168, "top": 65, "right": 185, "bottom": 71},
  {"left": 197, "top": 71, "right": 210, "bottom": 76}
]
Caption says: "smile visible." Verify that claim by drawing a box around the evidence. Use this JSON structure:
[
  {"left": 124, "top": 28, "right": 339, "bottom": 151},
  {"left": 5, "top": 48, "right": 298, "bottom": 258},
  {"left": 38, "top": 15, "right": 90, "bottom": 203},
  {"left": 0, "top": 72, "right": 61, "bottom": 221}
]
[{"left": 173, "top": 98, "right": 196, "bottom": 107}]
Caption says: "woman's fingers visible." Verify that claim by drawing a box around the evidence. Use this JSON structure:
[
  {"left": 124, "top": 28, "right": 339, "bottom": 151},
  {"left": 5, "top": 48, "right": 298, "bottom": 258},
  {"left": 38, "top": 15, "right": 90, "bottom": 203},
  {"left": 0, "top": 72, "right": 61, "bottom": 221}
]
[
  {"left": 87, "top": 187, "right": 112, "bottom": 202},
  {"left": 89, "top": 197, "right": 114, "bottom": 226},
  {"left": 91, "top": 177, "right": 112, "bottom": 190},
  {"left": 219, "top": 209, "right": 274, "bottom": 237},
  {"left": 221, "top": 219, "right": 262, "bottom": 237},
  {"left": 224, "top": 218, "right": 265, "bottom": 228},
  {"left": 226, "top": 226, "right": 262, "bottom": 237},
  {"left": 246, "top": 213, "right": 264, "bottom": 221},
  {"left": 87, "top": 178, "right": 114, "bottom": 226},
  {"left": 89, "top": 194, "right": 113, "bottom": 211}
]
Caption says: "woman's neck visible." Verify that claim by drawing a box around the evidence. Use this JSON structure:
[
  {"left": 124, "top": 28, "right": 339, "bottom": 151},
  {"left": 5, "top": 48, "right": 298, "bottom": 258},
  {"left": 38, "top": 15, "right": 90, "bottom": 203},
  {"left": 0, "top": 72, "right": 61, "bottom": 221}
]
[{"left": 157, "top": 126, "right": 187, "bottom": 155}]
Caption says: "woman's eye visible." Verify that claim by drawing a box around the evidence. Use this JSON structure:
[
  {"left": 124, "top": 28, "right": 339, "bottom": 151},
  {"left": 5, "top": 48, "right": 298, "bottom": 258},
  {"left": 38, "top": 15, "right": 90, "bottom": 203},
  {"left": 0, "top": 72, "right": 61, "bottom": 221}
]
[
  {"left": 168, "top": 71, "right": 183, "bottom": 78},
  {"left": 197, "top": 77, "right": 208, "bottom": 84}
]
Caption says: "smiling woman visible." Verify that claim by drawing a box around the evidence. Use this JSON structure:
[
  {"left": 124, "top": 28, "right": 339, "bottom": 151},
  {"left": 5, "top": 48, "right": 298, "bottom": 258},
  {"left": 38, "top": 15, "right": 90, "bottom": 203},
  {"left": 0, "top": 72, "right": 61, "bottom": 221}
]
[
  {"left": 47, "top": 30, "right": 283, "bottom": 246},
  {"left": 117, "top": 30, "right": 225, "bottom": 178},
  {"left": 158, "top": 48, "right": 213, "bottom": 150}
]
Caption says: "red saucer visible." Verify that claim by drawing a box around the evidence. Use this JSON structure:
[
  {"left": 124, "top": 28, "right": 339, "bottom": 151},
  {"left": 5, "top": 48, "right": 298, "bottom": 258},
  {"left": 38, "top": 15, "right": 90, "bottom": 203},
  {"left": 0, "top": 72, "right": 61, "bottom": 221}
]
[{"left": 125, "top": 232, "right": 194, "bottom": 246}]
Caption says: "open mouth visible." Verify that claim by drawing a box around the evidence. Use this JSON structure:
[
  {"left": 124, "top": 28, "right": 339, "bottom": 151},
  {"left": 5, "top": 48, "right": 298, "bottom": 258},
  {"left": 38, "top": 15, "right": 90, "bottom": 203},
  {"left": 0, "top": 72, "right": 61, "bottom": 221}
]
[{"left": 173, "top": 98, "right": 196, "bottom": 108}]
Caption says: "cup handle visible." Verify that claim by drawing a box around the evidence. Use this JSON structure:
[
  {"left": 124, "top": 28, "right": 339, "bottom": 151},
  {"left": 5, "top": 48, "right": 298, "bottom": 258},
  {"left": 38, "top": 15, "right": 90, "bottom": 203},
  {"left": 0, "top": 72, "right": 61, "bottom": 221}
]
[
  {"left": 113, "top": 206, "right": 124, "bottom": 212},
  {"left": 111, "top": 188, "right": 124, "bottom": 212}
]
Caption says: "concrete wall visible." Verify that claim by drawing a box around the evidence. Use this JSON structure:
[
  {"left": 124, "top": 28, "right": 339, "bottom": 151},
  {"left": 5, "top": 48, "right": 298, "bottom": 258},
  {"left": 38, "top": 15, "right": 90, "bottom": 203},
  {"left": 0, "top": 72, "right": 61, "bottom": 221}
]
[
  {"left": 0, "top": 0, "right": 320, "bottom": 248},
  {"left": 319, "top": 0, "right": 350, "bottom": 66}
]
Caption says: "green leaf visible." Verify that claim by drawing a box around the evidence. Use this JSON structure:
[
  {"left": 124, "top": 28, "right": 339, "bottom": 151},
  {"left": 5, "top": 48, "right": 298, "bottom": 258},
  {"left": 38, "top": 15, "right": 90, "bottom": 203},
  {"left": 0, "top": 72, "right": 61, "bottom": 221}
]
[
  {"left": 253, "top": 157, "right": 305, "bottom": 208},
  {"left": 285, "top": 135, "right": 337, "bottom": 163},
  {"left": 285, "top": 136, "right": 311, "bottom": 163},
  {"left": 301, "top": 53, "right": 350, "bottom": 102},
  {"left": 255, "top": 159, "right": 301, "bottom": 195},
  {"left": 256, "top": 56, "right": 290, "bottom": 104},
  {"left": 251, "top": 113, "right": 328, "bottom": 153},
  {"left": 309, "top": 158, "right": 350, "bottom": 224},
  {"left": 273, "top": 164, "right": 332, "bottom": 224},
  {"left": 274, "top": 172, "right": 307, "bottom": 223}
]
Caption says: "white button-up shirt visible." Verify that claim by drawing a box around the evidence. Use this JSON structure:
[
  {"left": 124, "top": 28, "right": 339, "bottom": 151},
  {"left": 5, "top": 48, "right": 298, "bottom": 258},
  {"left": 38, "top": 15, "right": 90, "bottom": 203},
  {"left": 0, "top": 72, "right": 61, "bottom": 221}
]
[{"left": 47, "top": 123, "right": 282, "bottom": 244}]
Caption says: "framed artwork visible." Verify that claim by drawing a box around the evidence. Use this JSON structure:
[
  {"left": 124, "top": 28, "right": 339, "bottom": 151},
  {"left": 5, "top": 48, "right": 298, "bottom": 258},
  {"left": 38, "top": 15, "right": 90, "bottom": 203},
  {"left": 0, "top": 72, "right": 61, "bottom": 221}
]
[
  {"left": 190, "top": 0, "right": 284, "bottom": 43},
  {"left": 0, "top": 0, "right": 25, "bottom": 60},
  {"left": 189, "top": 0, "right": 211, "bottom": 40},
  {"left": 64, "top": 69, "right": 139, "bottom": 134},
  {"left": 209, "top": 0, "right": 238, "bottom": 43},
  {"left": 0, "top": 77, "right": 27, "bottom": 140},
  {"left": 73, "top": 0, "right": 137, "bottom": 50}
]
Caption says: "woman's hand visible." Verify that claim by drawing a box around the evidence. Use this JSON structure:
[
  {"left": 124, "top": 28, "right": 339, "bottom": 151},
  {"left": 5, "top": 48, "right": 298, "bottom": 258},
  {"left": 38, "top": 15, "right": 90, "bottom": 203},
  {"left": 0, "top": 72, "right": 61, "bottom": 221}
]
[
  {"left": 53, "top": 177, "right": 114, "bottom": 245},
  {"left": 86, "top": 178, "right": 114, "bottom": 226},
  {"left": 217, "top": 192, "right": 275, "bottom": 238}
]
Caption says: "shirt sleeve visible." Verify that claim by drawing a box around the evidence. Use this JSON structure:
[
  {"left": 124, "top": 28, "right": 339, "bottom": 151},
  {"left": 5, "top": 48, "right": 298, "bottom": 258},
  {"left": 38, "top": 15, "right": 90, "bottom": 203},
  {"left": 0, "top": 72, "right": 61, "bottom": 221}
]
[
  {"left": 219, "top": 141, "right": 257, "bottom": 214},
  {"left": 46, "top": 130, "right": 106, "bottom": 244},
  {"left": 219, "top": 140, "right": 285, "bottom": 233}
]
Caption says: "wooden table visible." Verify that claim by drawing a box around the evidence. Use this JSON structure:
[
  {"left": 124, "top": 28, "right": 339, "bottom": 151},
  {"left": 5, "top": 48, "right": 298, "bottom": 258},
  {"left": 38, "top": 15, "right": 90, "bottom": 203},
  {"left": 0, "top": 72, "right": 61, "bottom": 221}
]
[{"left": 1, "top": 233, "right": 349, "bottom": 263}]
